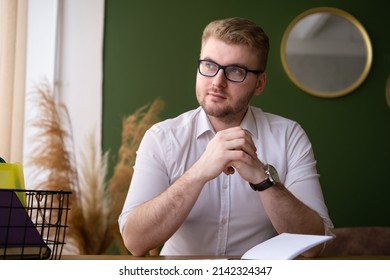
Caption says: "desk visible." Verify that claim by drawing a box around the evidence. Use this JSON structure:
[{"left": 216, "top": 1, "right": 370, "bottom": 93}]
[
  {"left": 60, "top": 255, "right": 390, "bottom": 260},
  {"left": 61, "top": 255, "right": 239, "bottom": 260}
]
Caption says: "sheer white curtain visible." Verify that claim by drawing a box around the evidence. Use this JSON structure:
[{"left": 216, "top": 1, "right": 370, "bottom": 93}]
[{"left": 0, "top": 0, "right": 28, "bottom": 163}]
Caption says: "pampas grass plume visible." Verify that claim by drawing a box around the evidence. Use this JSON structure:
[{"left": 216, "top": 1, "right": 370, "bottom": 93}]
[
  {"left": 107, "top": 98, "right": 164, "bottom": 254},
  {"left": 26, "top": 81, "right": 164, "bottom": 255}
]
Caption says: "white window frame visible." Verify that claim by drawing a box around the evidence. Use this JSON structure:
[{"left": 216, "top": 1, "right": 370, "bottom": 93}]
[{"left": 24, "top": 0, "right": 104, "bottom": 186}]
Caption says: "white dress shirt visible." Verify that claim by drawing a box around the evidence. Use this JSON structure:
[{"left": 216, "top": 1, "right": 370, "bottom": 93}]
[{"left": 119, "top": 106, "right": 333, "bottom": 256}]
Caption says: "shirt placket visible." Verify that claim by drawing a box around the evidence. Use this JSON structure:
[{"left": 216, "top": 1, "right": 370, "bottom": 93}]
[{"left": 216, "top": 174, "right": 230, "bottom": 255}]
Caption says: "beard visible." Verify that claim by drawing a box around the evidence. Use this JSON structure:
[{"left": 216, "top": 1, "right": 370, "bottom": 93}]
[{"left": 197, "top": 89, "right": 253, "bottom": 123}]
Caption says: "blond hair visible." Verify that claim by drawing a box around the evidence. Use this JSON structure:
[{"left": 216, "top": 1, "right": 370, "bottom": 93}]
[{"left": 201, "top": 17, "right": 269, "bottom": 71}]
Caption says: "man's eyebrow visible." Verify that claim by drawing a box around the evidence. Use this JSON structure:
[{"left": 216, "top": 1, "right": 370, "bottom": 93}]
[{"left": 201, "top": 57, "right": 249, "bottom": 69}]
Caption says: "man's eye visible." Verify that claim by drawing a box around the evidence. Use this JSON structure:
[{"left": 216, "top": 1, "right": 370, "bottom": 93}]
[
  {"left": 205, "top": 62, "right": 216, "bottom": 69},
  {"left": 228, "top": 66, "right": 244, "bottom": 75}
]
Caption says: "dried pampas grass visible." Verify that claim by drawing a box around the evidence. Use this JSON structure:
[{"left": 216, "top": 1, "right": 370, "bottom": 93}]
[
  {"left": 26, "top": 82, "right": 85, "bottom": 254},
  {"left": 27, "top": 83, "right": 78, "bottom": 193},
  {"left": 77, "top": 132, "right": 111, "bottom": 254},
  {"left": 26, "top": 81, "right": 165, "bottom": 255},
  {"left": 107, "top": 98, "right": 165, "bottom": 254}
]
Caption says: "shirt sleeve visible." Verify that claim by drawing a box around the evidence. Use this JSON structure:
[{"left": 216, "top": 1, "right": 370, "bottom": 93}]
[
  {"left": 283, "top": 121, "right": 334, "bottom": 234},
  {"left": 118, "top": 126, "right": 170, "bottom": 233}
]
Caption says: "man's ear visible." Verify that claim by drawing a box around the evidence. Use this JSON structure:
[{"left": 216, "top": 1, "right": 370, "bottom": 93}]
[{"left": 254, "top": 72, "right": 266, "bottom": 96}]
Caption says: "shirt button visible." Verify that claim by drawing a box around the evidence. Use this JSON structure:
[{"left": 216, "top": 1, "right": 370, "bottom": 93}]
[{"left": 221, "top": 218, "right": 228, "bottom": 224}]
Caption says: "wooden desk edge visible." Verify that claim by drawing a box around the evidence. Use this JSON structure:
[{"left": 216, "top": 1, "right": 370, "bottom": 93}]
[{"left": 60, "top": 255, "right": 390, "bottom": 260}]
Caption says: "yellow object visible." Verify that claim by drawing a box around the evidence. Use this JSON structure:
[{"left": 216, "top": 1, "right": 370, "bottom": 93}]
[{"left": 0, "top": 162, "right": 26, "bottom": 205}]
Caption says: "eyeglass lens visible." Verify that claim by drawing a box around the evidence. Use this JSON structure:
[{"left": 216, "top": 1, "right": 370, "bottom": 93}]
[
  {"left": 199, "top": 60, "right": 247, "bottom": 82},
  {"left": 198, "top": 60, "right": 262, "bottom": 82}
]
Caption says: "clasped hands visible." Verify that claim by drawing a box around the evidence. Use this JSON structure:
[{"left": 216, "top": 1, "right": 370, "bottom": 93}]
[{"left": 196, "top": 126, "right": 266, "bottom": 184}]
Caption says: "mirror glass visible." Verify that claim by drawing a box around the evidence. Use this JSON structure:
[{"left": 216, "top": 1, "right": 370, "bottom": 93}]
[{"left": 281, "top": 7, "right": 372, "bottom": 98}]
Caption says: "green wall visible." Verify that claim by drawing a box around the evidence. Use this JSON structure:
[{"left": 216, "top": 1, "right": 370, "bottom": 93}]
[{"left": 102, "top": 0, "right": 390, "bottom": 228}]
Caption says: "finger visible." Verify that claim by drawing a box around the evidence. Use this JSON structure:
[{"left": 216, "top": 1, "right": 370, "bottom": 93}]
[
  {"left": 223, "top": 166, "right": 235, "bottom": 175},
  {"left": 224, "top": 138, "right": 257, "bottom": 160}
]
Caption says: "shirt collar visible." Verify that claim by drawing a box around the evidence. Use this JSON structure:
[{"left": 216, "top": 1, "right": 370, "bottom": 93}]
[
  {"left": 240, "top": 107, "right": 259, "bottom": 139},
  {"left": 196, "top": 106, "right": 259, "bottom": 139},
  {"left": 196, "top": 108, "right": 214, "bottom": 138}
]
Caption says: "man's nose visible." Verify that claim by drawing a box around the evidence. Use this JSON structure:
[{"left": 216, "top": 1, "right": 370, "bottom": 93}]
[{"left": 212, "top": 69, "right": 227, "bottom": 86}]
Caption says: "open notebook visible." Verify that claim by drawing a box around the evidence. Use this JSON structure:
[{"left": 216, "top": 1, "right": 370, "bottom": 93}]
[
  {"left": 0, "top": 190, "right": 51, "bottom": 259},
  {"left": 241, "top": 233, "right": 333, "bottom": 260}
]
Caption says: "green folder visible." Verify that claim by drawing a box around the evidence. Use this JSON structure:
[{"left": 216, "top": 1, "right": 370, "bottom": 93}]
[{"left": 0, "top": 161, "right": 26, "bottom": 206}]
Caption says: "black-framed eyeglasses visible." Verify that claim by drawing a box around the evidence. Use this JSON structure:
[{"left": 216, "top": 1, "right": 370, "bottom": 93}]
[{"left": 197, "top": 59, "right": 262, "bottom": 83}]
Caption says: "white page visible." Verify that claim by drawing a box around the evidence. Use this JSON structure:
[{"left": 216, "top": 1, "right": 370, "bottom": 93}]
[{"left": 241, "top": 233, "right": 333, "bottom": 260}]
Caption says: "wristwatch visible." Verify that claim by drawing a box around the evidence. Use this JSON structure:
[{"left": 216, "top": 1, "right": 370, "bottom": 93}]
[{"left": 249, "top": 164, "right": 280, "bottom": 191}]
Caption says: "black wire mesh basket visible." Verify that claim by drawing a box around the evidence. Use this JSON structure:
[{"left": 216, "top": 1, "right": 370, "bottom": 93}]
[{"left": 0, "top": 189, "right": 71, "bottom": 260}]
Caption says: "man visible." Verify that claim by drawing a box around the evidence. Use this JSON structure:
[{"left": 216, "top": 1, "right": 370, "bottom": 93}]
[{"left": 119, "top": 17, "right": 333, "bottom": 257}]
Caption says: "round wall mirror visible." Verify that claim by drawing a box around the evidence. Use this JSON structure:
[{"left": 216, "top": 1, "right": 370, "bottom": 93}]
[{"left": 281, "top": 7, "right": 373, "bottom": 98}]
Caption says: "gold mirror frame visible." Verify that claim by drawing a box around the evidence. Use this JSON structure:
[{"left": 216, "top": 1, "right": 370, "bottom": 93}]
[{"left": 281, "top": 7, "right": 373, "bottom": 98}]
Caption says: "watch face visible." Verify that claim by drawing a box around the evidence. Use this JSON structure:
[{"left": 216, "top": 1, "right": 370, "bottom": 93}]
[{"left": 267, "top": 165, "right": 280, "bottom": 183}]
